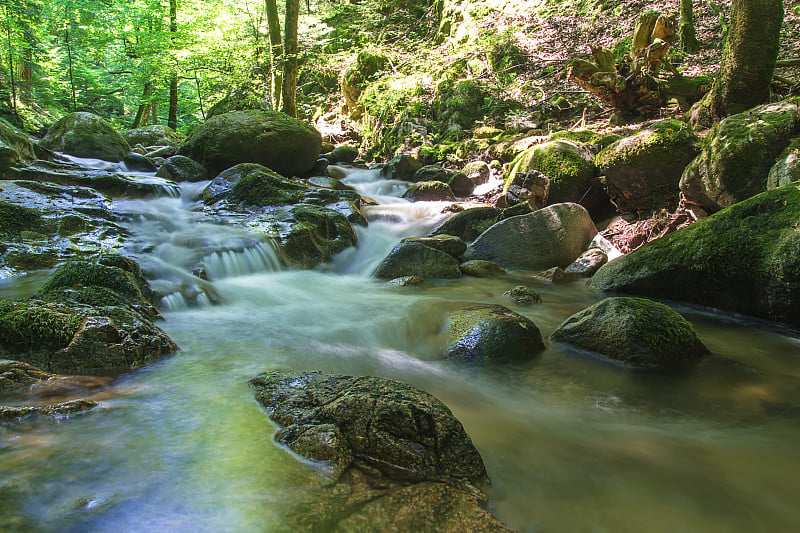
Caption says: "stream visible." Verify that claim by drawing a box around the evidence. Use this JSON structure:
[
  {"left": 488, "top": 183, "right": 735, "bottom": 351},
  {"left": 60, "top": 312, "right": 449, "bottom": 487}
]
[{"left": 2, "top": 165, "right": 800, "bottom": 532}]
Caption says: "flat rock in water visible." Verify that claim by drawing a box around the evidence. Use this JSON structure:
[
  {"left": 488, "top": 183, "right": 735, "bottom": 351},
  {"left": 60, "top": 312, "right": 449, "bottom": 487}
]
[
  {"left": 250, "top": 371, "right": 510, "bottom": 532},
  {"left": 550, "top": 297, "right": 708, "bottom": 371}
]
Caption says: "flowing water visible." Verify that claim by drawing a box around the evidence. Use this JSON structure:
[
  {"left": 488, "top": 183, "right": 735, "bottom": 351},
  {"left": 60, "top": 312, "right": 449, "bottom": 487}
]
[{"left": 2, "top": 166, "right": 800, "bottom": 532}]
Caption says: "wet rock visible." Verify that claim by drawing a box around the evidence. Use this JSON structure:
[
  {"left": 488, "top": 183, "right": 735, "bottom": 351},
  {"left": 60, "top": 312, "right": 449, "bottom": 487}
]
[
  {"left": 250, "top": 204, "right": 356, "bottom": 269},
  {"left": 387, "top": 275, "right": 425, "bottom": 287},
  {"left": 250, "top": 370, "right": 510, "bottom": 532},
  {"left": 504, "top": 286, "right": 541, "bottom": 304},
  {"left": 596, "top": 120, "right": 700, "bottom": 213},
  {"left": 0, "top": 399, "right": 99, "bottom": 423},
  {"left": 550, "top": 297, "right": 708, "bottom": 371},
  {"left": 155, "top": 155, "right": 208, "bottom": 182},
  {"left": 565, "top": 248, "right": 608, "bottom": 277},
  {"left": 380, "top": 154, "right": 423, "bottom": 181},
  {"left": 401, "top": 235, "right": 466, "bottom": 258},
  {"left": 462, "top": 161, "right": 490, "bottom": 185},
  {"left": 537, "top": 266, "right": 579, "bottom": 282},
  {"left": 448, "top": 172, "right": 475, "bottom": 196},
  {"left": 329, "top": 145, "right": 359, "bottom": 165},
  {"left": 412, "top": 165, "right": 451, "bottom": 183},
  {"left": 40, "top": 112, "right": 130, "bottom": 162},
  {"left": 464, "top": 202, "right": 597, "bottom": 271},
  {"left": 402, "top": 180, "right": 455, "bottom": 202},
  {"left": 373, "top": 241, "right": 461, "bottom": 280},
  {"left": 0, "top": 360, "right": 51, "bottom": 394},
  {"left": 680, "top": 100, "right": 800, "bottom": 212},
  {"left": 428, "top": 206, "right": 501, "bottom": 242},
  {"left": 500, "top": 198, "right": 536, "bottom": 218},
  {"left": 502, "top": 169, "right": 550, "bottom": 209},
  {"left": 200, "top": 163, "right": 308, "bottom": 206},
  {"left": 122, "top": 152, "right": 157, "bottom": 173},
  {"left": 306, "top": 176, "right": 355, "bottom": 192},
  {"left": 460, "top": 260, "right": 505, "bottom": 277},
  {"left": 444, "top": 303, "right": 545, "bottom": 363},
  {"left": 178, "top": 110, "right": 322, "bottom": 178}
]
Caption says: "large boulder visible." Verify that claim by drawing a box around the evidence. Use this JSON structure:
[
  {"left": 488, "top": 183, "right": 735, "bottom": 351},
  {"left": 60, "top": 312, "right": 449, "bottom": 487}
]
[
  {"left": 40, "top": 112, "right": 130, "bottom": 162},
  {"left": 124, "top": 125, "right": 184, "bottom": 148},
  {"left": 506, "top": 140, "right": 597, "bottom": 205},
  {"left": 178, "top": 110, "right": 322, "bottom": 178},
  {"left": 596, "top": 120, "right": 700, "bottom": 213},
  {"left": 590, "top": 183, "right": 800, "bottom": 326},
  {"left": 444, "top": 304, "right": 545, "bottom": 363},
  {"left": 464, "top": 202, "right": 597, "bottom": 270},
  {"left": 252, "top": 204, "right": 356, "bottom": 269},
  {"left": 0, "top": 118, "right": 34, "bottom": 171},
  {"left": 680, "top": 100, "right": 800, "bottom": 212},
  {"left": 550, "top": 297, "right": 708, "bottom": 371},
  {"left": 373, "top": 241, "right": 461, "bottom": 279},
  {"left": 380, "top": 154, "right": 423, "bottom": 181},
  {"left": 250, "top": 371, "right": 510, "bottom": 532}
]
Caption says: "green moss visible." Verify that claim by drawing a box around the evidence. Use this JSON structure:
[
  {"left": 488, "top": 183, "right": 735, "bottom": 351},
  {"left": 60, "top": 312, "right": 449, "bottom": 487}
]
[
  {"left": 0, "top": 300, "right": 85, "bottom": 354},
  {"left": 0, "top": 201, "right": 42, "bottom": 240},
  {"left": 231, "top": 170, "right": 305, "bottom": 206},
  {"left": 38, "top": 261, "right": 143, "bottom": 303},
  {"left": 596, "top": 120, "right": 697, "bottom": 170},
  {"left": 551, "top": 129, "right": 621, "bottom": 150},
  {"left": 506, "top": 140, "right": 596, "bottom": 202}
]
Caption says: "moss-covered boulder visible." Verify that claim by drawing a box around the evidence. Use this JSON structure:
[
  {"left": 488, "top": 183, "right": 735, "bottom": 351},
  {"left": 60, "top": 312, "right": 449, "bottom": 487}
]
[
  {"left": 200, "top": 163, "right": 307, "bottom": 205},
  {"left": 591, "top": 183, "right": 800, "bottom": 326},
  {"left": 342, "top": 51, "right": 390, "bottom": 118},
  {"left": 178, "top": 110, "right": 322, "bottom": 178},
  {"left": 680, "top": 100, "right": 800, "bottom": 212},
  {"left": 328, "top": 144, "right": 359, "bottom": 165},
  {"left": 767, "top": 139, "right": 800, "bottom": 190},
  {"left": 250, "top": 370, "right": 510, "bottom": 531},
  {"left": 0, "top": 118, "right": 34, "bottom": 171},
  {"left": 464, "top": 202, "right": 597, "bottom": 271},
  {"left": 596, "top": 120, "right": 700, "bottom": 213},
  {"left": 403, "top": 180, "right": 456, "bottom": 201},
  {"left": 374, "top": 241, "right": 461, "bottom": 279},
  {"left": 0, "top": 200, "right": 43, "bottom": 240},
  {"left": 444, "top": 304, "right": 545, "bottom": 363},
  {"left": 40, "top": 112, "right": 130, "bottom": 162},
  {"left": 506, "top": 140, "right": 597, "bottom": 205},
  {"left": 462, "top": 161, "right": 490, "bottom": 185},
  {"left": 124, "top": 125, "right": 184, "bottom": 148},
  {"left": 504, "top": 285, "right": 541, "bottom": 305},
  {"left": 155, "top": 155, "right": 208, "bottom": 182},
  {"left": 252, "top": 204, "right": 356, "bottom": 269},
  {"left": 380, "top": 154, "right": 423, "bottom": 181},
  {"left": 428, "top": 206, "right": 501, "bottom": 242},
  {"left": 411, "top": 165, "right": 451, "bottom": 183},
  {"left": 205, "top": 83, "right": 268, "bottom": 119},
  {"left": 550, "top": 297, "right": 708, "bottom": 371}
]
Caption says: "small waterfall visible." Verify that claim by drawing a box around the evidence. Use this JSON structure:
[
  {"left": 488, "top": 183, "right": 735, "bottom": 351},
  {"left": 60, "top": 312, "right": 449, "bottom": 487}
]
[{"left": 201, "top": 240, "right": 283, "bottom": 280}]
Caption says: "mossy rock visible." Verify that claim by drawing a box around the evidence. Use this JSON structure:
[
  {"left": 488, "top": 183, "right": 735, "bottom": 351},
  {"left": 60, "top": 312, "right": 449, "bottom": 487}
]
[
  {"left": 0, "top": 118, "right": 34, "bottom": 171},
  {"left": 551, "top": 129, "right": 621, "bottom": 151},
  {"left": 124, "top": 125, "right": 184, "bottom": 147},
  {"left": 680, "top": 100, "right": 800, "bottom": 212},
  {"left": 254, "top": 204, "right": 356, "bottom": 269},
  {"left": 506, "top": 140, "right": 597, "bottom": 205},
  {"left": 590, "top": 183, "right": 800, "bottom": 326},
  {"left": 329, "top": 145, "right": 359, "bottom": 164},
  {"left": 433, "top": 80, "right": 489, "bottom": 131},
  {"left": 178, "top": 110, "right": 322, "bottom": 178},
  {"left": 40, "top": 112, "right": 130, "bottom": 162},
  {"left": 0, "top": 360, "right": 52, "bottom": 394},
  {"left": 380, "top": 154, "right": 423, "bottom": 181},
  {"left": 402, "top": 180, "right": 456, "bottom": 201},
  {"left": 342, "top": 51, "right": 391, "bottom": 117},
  {"left": 411, "top": 165, "right": 452, "bottom": 183},
  {"left": 550, "top": 297, "right": 708, "bottom": 371},
  {"left": 459, "top": 260, "right": 505, "bottom": 277},
  {"left": 596, "top": 120, "right": 700, "bottom": 213},
  {"left": 0, "top": 201, "right": 42, "bottom": 240},
  {"left": 444, "top": 304, "right": 544, "bottom": 363},
  {"left": 155, "top": 155, "right": 208, "bottom": 182},
  {"left": 428, "top": 206, "right": 501, "bottom": 242},
  {"left": 767, "top": 138, "right": 800, "bottom": 190},
  {"left": 200, "top": 163, "right": 308, "bottom": 206},
  {"left": 205, "top": 84, "right": 269, "bottom": 119},
  {"left": 374, "top": 241, "right": 461, "bottom": 279}
]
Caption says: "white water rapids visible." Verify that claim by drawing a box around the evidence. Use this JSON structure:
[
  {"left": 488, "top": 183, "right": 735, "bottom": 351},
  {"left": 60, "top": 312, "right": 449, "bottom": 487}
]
[{"left": 2, "top": 163, "right": 800, "bottom": 532}]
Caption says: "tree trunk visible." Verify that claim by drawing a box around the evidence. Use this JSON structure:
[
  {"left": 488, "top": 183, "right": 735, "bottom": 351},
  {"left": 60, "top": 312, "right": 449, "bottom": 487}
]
[
  {"left": 195, "top": 72, "right": 205, "bottom": 120},
  {"left": 3, "top": 4, "right": 17, "bottom": 118},
  {"left": 706, "top": 0, "right": 783, "bottom": 119},
  {"left": 264, "top": 0, "right": 283, "bottom": 110},
  {"left": 280, "top": 0, "right": 299, "bottom": 117},
  {"left": 167, "top": 0, "right": 178, "bottom": 130},
  {"left": 132, "top": 82, "right": 153, "bottom": 128},
  {"left": 65, "top": 28, "right": 76, "bottom": 112},
  {"left": 679, "top": 0, "right": 699, "bottom": 53}
]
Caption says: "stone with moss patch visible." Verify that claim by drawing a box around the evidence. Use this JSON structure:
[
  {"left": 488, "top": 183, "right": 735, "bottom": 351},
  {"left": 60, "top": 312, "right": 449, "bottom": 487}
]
[
  {"left": 200, "top": 163, "right": 307, "bottom": 206},
  {"left": 767, "top": 138, "right": 800, "bottom": 190},
  {"left": 178, "top": 110, "right": 321, "bottom": 178},
  {"left": 40, "top": 112, "right": 130, "bottom": 162},
  {"left": 156, "top": 155, "right": 208, "bottom": 182},
  {"left": 596, "top": 120, "right": 700, "bottom": 213},
  {"left": 403, "top": 180, "right": 456, "bottom": 201},
  {"left": 506, "top": 140, "right": 598, "bottom": 206},
  {"left": 591, "top": 183, "right": 800, "bottom": 326},
  {"left": 0, "top": 118, "right": 34, "bottom": 171},
  {"left": 428, "top": 206, "right": 501, "bottom": 242},
  {"left": 680, "top": 100, "right": 800, "bottom": 212},
  {"left": 0, "top": 201, "right": 42, "bottom": 240},
  {"left": 374, "top": 241, "right": 461, "bottom": 279},
  {"left": 551, "top": 297, "right": 708, "bottom": 371},
  {"left": 444, "top": 304, "right": 544, "bottom": 363},
  {"left": 124, "top": 125, "right": 184, "bottom": 148}
]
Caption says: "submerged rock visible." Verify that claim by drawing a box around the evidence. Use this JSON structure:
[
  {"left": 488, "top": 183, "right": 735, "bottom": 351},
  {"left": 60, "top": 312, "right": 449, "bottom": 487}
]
[
  {"left": 464, "top": 202, "right": 597, "bottom": 271},
  {"left": 590, "top": 183, "right": 800, "bottom": 327},
  {"left": 504, "top": 285, "right": 541, "bottom": 304},
  {"left": 40, "top": 112, "right": 130, "bottom": 162},
  {"left": 0, "top": 359, "right": 51, "bottom": 394},
  {"left": 250, "top": 370, "right": 509, "bottom": 532},
  {"left": 460, "top": 259, "right": 505, "bottom": 277},
  {"left": 550, "top": 297, "right": 708, "bottom": 371},
  {"left": 0, "top": 399, "right": 99, "bottom": 423},
  {"left": 680, "top": 100, "right": 800, "bottom": 212},
  {"left": 178, "top": 110, "right": 322, "bottom": 177},
  {"left": 373, "top": 241, "right": 461, "bottom": 280},
  {"left": 444, "top": 303, "right": 545, "bottom": 363}
]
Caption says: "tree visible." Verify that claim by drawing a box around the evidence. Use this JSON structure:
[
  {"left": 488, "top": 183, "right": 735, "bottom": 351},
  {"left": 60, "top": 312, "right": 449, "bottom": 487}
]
[
  {"left": 265, "top": 0, "right": 300, "bottom": 117},
  {"left": 167, "top": 0, "right": 178, "bottom": 130},
  {"left": 678, "top": 0, "right": 699, "bottom": 53},
  {"left": 692, "top": 0, "right": 783, "bottom": 125}
]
